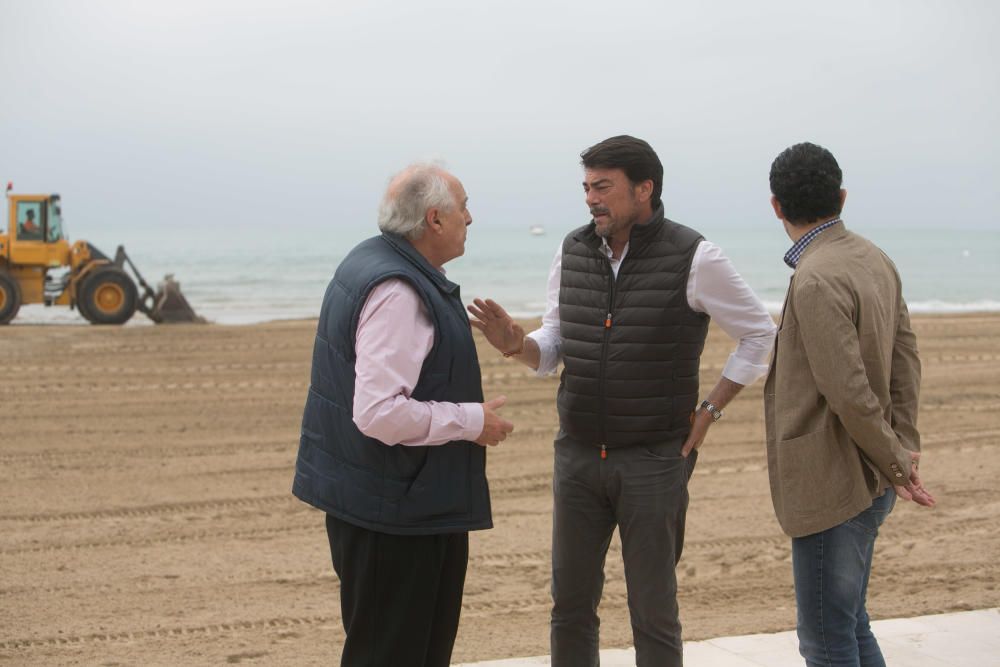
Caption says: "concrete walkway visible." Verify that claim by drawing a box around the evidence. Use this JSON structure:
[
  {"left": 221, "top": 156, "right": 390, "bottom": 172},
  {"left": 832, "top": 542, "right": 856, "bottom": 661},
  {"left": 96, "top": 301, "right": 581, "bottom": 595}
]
[{"left": 455, "top": 608, "right": 1000, "bottom": 666}]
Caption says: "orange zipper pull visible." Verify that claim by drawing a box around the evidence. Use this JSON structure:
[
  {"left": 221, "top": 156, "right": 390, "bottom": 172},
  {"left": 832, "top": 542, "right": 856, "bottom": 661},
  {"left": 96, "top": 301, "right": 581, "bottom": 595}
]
[
  {"left": 604, "top": 313, "right": 612, "bottom": 328},
  {"left": 600, "top": 444, "right": 607, "bottom": 460}
]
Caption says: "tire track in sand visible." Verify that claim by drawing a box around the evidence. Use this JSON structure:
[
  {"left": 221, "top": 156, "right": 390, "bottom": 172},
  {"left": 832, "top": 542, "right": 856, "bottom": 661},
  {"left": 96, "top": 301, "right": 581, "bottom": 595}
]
[
  {"left": 0, "top": 615, "right": 337, "bottom": 650},
  {"left": 0, "top": 495, "right": 301, "bottom": 524},
  {"left": 2, "top": 379, "right": 307, "bottom": 396}
]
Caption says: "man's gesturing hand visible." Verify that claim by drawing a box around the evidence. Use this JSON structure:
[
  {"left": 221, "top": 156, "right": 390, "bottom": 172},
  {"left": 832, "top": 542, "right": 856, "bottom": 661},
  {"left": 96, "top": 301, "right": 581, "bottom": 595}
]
[
  {"left": 476, "top": 395, "right": 514, "bottom": 447},
  {"left": 468, "top": 299, "right": 526, "bottom": 356}
]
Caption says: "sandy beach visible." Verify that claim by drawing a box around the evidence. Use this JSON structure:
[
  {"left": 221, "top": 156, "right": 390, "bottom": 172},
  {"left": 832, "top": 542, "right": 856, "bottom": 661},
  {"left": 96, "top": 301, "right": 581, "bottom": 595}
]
[{"left": 1, "top": 314, "right": 998, "bottom": 665}]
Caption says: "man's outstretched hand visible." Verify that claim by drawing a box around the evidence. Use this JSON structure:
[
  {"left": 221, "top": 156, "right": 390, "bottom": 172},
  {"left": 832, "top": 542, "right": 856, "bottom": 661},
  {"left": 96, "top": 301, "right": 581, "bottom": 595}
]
[
  {"left": 468, "top": 299, "right": 525, "bottom": 356},
  {"left": 476, "top": 395, "right": 514, "bottom": 447}
]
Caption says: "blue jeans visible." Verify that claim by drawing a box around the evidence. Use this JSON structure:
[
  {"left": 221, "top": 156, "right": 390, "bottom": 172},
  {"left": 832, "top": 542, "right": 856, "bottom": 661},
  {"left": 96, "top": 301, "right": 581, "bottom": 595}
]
[{"left": 792, "top": 489, "right": 896, "bottom": 667}]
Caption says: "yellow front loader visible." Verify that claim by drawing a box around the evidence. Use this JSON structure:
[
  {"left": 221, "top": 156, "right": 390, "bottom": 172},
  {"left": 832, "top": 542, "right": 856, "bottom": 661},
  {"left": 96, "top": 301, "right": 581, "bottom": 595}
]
[{"left": 0, "top": 185, "right": 202, "bottom": 325}]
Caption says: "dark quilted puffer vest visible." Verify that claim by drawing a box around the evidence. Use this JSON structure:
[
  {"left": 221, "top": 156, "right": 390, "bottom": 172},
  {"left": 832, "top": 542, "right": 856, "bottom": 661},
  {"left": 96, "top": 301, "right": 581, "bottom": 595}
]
[
  {"left": 293, "top": 233, "right": 491, "bottom": 535},
  {"left": 557, "top": 205, "right": 710, "bottom": 447}
]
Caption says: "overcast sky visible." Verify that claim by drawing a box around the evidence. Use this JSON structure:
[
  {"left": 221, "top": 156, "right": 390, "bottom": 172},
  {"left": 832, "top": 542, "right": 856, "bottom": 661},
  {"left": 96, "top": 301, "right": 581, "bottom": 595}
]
[{"left": 1, "top": 0, "right": 997, "bottom": 235}]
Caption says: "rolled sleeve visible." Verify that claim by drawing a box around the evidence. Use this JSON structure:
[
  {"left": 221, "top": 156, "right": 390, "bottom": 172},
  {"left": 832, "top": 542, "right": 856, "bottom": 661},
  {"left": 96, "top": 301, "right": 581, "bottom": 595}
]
[
  {"left": 527, "top": 244, "right": 564, "bottom": 376},
  {"left": 688, "top": 241, "right": 776, "bottom": 386},
  {"left": 528, "top": 328, "right": 562, "bottom": 376},
  {"left": 721, "top": 351, "right": 772, "bottom": 387}
]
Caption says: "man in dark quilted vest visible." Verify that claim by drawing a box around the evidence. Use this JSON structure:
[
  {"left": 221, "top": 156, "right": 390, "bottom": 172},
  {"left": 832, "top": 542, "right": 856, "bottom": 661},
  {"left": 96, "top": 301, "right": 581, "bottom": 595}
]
[
  {"left": 293, "top": 163, "right": 514, "bottom": 667},
  {"left": 469, "top": 136, "right": 776, "bottom": 666}
]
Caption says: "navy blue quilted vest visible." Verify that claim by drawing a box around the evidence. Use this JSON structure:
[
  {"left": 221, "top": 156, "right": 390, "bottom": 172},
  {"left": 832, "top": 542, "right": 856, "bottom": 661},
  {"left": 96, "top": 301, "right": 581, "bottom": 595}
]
[{"left": 292, "top": 233, "right": 491, "bottom": 535}]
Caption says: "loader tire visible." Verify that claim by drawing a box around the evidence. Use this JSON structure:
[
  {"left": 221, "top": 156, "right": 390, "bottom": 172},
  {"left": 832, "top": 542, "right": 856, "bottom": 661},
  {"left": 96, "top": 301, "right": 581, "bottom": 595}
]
[
  {"left": 75, "top": 290, "right": 93, "bottom": 322},
  {"left": 0, "top": 271, "right": 22, "bottom": 325},
  {"left": 80, "top": 268, "right": 138, "bottom": 325}
]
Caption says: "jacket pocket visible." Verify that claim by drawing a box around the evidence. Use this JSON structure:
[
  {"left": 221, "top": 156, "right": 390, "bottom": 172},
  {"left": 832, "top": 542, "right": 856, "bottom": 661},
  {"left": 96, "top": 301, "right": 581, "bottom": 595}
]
[
  {"left": 776, "top": 427, "right": 857, "bottom": 520},
  {"left": 395, "top": 444, "right": 470, "bottom": 523}
]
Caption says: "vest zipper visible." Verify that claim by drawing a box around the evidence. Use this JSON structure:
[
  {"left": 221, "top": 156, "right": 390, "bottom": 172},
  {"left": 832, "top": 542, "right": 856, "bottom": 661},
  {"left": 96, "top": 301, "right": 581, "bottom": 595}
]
[
  {"left": 597, "top": 259, "right": 615, "bottom": 445},
  {"left": 600, "top": 444, "right": 607, "bottom": 460}
]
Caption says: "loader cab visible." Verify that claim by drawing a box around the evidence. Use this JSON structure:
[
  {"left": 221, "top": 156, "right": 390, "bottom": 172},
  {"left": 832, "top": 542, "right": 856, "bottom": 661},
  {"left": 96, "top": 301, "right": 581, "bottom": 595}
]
[
  {"left": 14, "top": 197, "right": 65, "bottom": 243},
  {"left": 6, "top": 194, "right": 70, "bottom": 267}
]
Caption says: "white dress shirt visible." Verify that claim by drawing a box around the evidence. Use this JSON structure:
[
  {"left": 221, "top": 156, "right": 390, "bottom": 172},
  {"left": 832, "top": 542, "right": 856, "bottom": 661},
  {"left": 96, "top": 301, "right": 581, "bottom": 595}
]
[{"left": 527, "top": 238, "right": 776, "bottom": 385}]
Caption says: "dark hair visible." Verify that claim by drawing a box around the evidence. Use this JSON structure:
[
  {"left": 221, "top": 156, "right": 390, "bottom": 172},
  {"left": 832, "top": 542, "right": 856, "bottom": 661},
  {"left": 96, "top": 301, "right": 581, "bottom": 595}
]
[
  {"left": 769, "top": 142, "right": 843, "bottom": 225},
  {"left": 581, "top": 135, "right": 663, "bottom": 208}
]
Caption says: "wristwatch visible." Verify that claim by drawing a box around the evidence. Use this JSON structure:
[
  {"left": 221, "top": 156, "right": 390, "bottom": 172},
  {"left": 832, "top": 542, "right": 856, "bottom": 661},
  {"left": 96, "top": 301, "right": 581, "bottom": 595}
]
[{"left": 700, "top": 400, "right": 723, "bottom": 422}]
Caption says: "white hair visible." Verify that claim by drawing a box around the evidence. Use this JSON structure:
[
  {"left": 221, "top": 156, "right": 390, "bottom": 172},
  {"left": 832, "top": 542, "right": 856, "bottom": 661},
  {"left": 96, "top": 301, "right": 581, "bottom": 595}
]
[{"left": 377, "top": 163, "right": 456, "bottom": 240}]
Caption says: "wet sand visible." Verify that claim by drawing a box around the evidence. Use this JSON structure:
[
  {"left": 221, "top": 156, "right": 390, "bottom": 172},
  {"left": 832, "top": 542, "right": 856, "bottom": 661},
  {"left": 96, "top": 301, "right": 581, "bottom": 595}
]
[{"left": 1, "top": 314, "right": 998, "bottom": 665}]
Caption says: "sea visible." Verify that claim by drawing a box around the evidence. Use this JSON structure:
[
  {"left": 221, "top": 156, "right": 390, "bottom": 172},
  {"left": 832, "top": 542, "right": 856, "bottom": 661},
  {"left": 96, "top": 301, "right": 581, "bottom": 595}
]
[{"left": 10, "top": 221, "right": 1000, "bottom": 326}]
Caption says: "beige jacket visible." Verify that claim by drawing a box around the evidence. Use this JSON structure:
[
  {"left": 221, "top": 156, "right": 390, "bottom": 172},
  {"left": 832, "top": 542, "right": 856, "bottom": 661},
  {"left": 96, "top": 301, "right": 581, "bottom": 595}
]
[{"left": 764, "top": 223, "right": 921, "bottom": 538}]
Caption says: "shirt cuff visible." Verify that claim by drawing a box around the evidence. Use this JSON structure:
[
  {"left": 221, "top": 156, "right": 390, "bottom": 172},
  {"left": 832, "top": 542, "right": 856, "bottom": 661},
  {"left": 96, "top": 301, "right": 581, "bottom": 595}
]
[
  {"left": 527, "top": 330, "right": 561, "bottom": 376},
  {"left": 459, "top": 402, "right": 485, "bottom": 442},
  {"left": 722, "top": 353, "right": 771, "bottom": 386}
]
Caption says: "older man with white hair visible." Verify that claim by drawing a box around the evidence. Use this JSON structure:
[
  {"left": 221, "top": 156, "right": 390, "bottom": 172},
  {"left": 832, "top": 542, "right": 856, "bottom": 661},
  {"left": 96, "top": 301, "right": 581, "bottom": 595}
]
[{"left": 293, "top": 163, "right": 514, "bottom": 667}]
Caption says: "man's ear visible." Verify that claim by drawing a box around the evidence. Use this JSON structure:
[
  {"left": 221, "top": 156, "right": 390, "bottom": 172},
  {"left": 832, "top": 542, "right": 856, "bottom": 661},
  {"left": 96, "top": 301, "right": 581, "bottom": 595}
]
[
  {"left": 425, "top": 207, "right": 441, "bottom": 233},
  {"left": 770, "top": 196, "right": 784, "bottom": 221},
  {"left": 636, "top": 179, "right": 653, "bottom": 203},
  {"left": 839, "top": 188, "right": 847, "bottom": 210}
]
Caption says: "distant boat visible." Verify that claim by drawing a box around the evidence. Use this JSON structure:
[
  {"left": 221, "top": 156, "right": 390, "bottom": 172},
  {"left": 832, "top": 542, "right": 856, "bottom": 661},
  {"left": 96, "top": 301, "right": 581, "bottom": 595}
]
[{"left": 529, "top": 225, "right": 545, "bottom": 236}]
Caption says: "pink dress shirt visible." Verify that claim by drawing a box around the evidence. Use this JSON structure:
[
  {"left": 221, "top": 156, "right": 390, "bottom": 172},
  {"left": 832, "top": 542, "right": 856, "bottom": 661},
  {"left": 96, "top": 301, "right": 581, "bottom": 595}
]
[{"left": 352, "top": 278, "right": 484, "bottom": 446}]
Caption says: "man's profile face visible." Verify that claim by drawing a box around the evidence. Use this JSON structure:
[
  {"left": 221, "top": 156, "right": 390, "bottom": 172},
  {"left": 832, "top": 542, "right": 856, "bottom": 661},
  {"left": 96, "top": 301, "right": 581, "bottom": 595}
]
[
  {"left": 582, "top": 167, "right": 646, "bottom": 240},
  {"left": 435, "top": 176, "right": 472, "bottom": 263}
]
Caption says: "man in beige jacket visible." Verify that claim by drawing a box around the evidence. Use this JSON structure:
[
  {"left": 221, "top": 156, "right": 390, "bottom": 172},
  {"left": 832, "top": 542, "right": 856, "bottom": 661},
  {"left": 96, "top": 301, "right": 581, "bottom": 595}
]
[{"left": 764, "top": 142, "right": 935, "bottom": 667}]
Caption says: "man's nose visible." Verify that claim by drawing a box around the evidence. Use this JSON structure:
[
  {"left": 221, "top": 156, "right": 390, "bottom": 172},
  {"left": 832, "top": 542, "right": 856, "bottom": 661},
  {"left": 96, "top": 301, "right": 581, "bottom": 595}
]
[{"left": 585, "top": 190, "right": 600, "bottom": 206}]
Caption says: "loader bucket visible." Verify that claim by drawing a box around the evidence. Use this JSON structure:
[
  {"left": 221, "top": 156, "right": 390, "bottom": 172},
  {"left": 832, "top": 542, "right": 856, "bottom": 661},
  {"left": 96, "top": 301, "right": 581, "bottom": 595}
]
[{"left": 150, "top": 274, "right": 206, "bottom": 324}]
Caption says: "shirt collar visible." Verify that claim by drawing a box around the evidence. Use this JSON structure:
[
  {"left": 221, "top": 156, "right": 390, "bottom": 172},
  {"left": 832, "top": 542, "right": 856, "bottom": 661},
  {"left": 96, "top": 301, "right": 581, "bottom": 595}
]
[
  {"left": 381, "top": 232, "right": 458, "bottom": 294},
  {"left": 783, "top": 217, "right": 842, "bottom": 268},
  {"left": 600, "top": 237, "right": 629, "bottom": 263}
]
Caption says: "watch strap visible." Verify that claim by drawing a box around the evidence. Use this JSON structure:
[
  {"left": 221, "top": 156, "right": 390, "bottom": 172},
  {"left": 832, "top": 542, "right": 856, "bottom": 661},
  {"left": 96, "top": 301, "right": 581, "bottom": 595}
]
[{"left": 700, "top": 399, "right": 723, "bottom": 421}]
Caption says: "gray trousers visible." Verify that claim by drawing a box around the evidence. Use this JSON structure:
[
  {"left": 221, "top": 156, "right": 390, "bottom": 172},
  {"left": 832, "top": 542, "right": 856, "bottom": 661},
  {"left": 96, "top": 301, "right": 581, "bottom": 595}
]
[{"left": 550, "top": 432, "right": 697, "bottom": 667}]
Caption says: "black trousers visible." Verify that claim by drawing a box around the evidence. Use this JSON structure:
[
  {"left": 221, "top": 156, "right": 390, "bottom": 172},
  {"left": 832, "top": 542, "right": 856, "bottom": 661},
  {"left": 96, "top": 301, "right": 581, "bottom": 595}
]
[{"left": 326, "top": 514, "right": 469, "bottom": 667}]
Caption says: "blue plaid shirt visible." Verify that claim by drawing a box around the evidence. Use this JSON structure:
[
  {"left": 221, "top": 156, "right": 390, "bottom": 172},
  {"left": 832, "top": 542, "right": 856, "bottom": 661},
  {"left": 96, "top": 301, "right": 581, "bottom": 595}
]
[{"left": 783, "top": 218, "right": 842, "bottom": 268}]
